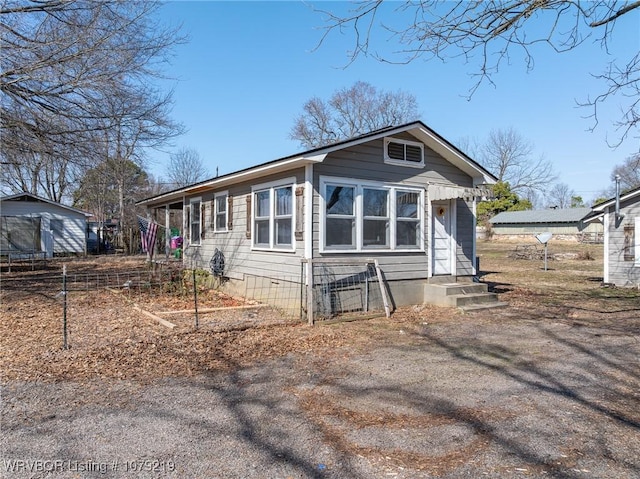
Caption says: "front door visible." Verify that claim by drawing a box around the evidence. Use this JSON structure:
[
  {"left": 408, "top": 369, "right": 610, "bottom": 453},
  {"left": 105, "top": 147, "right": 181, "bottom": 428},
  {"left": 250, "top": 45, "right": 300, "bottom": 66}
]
[{"left": 432, "top": 201, "right": 453, "bottom": 275}]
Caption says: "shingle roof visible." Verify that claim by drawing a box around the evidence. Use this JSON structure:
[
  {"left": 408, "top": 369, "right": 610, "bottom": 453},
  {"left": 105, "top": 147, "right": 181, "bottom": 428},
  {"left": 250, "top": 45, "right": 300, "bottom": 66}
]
[{"left": 490, "top": 208, "right": 592, "bottom": 224}]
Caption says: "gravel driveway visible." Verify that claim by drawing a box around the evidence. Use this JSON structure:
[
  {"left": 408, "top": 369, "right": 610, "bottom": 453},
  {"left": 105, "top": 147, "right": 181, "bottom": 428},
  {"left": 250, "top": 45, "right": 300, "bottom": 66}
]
[{"left": 2, "top": 307, "right": 639, "bottom": 479}]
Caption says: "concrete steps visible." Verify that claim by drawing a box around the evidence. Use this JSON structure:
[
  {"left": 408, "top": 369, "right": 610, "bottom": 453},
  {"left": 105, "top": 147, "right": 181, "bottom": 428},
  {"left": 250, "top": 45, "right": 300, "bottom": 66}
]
[{"left": 424, "top": 281, "right": 508, "bottom": 311}]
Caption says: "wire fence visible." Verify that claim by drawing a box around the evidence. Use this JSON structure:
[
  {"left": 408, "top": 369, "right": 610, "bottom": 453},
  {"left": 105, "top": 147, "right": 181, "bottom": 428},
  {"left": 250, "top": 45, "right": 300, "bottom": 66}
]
[
  {"left": 2, "top": 256, "right": 393, "bottom": 351},
  {"left": 303, "top": 258, "right": 391, "bottom": 324}
]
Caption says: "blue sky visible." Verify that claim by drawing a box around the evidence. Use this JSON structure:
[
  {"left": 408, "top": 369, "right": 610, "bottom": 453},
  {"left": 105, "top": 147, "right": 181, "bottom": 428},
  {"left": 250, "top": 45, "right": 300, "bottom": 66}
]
[{"left": 152, "top": 1, "right": 640, "bottom": 204}]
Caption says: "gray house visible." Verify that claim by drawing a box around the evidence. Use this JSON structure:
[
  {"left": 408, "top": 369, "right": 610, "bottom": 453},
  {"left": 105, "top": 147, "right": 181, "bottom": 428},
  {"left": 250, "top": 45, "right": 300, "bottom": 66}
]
[
  {"left": 0, "top": 192, "right": 91, "bottom": 257},
  {"left": 589, "top": 186, "right": 640, "bottom": 287},
  {"left": 138, "top": 121, "right": 498, "bottom": 314},
  {"left": 489, "top": 208, "right": 603, "bottom": 241}
]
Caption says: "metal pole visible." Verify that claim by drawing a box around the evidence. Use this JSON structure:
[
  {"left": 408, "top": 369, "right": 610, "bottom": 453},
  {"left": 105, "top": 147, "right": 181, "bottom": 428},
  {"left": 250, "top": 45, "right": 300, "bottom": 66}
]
[
  {"left": 62, "top": 265, "right": 68, "bottom": 350},
  {"left": 193, "top": 268, "right": 199, "bottom": 328},
  {"left": 544, "top": 243, "right": 548, "bottom": 271}
]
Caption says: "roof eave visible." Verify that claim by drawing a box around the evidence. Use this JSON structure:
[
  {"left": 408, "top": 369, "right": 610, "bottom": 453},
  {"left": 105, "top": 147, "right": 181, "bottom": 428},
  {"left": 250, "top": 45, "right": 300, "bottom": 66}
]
[{"left": 138, "top": 154, "right": 325, "bottom": 207}]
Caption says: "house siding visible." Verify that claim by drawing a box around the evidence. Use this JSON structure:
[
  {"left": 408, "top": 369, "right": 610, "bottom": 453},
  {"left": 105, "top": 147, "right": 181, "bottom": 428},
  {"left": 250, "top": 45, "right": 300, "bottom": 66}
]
[
  {"left": 0, "top": 200, "right": 87, "bottom": 256},
  {"left": 312, "top": 137, "right": 476, "bottom": 306},
  {"left": 140, "top": 124, "right": 492, "bottom": 313},
  {"left": 606, "top": 197, "right": 640, "bottom": 286},
  {"left": 182, "top": 169, "right": 306, "bottom": 282}
]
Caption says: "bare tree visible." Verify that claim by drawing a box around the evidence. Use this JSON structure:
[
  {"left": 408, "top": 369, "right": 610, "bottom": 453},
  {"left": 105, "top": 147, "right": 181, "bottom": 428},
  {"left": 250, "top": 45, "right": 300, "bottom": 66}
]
[
  {"left": 611, "top": 153, "right": 640, "bottom": 191},
  {"left": 1, "top": 1, "right": 184, "bottom": 181},
  {"left": 547, "top": 183, "right": 574, "bottom": 209},
  {"left": 291, "top": 81, "right": 419, "bottom": 148},
  {"left": 479, "top": 128, "right": 557, "bottom": 198},
  {"left": 315, "top": 1, "right": 640, "bottom": 148},
  {"left": 166, "top": 147, "right": 211, "bottom": 188}
]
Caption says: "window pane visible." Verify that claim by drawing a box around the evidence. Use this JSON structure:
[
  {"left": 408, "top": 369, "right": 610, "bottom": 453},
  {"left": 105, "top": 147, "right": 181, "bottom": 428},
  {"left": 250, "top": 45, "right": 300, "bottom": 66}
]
[
  {"left": 216, "top": 213, "right": 226, "bottom": 230},
  {"left": 276, "top": 187, "right": 292, "bottom": 216},
  {"left": 275, "top": 218, "right": 291, "bottom": 245},
  {"left": 326, "top": 218, "right": 355, "bottom": 247},
  {"left": 363, "top": 219, "right": 388, "bottom": 247},
  {"left": 387, "top": 141, "right": 404, "bottom": 160},
  {"left": 363, "top": 189, "right": 388, "bottom": 217},
  {"left": 326, "top": 186, "right": 354, "bottom": 215},
  {"left": 51, "top": 219, "right": 64, "bottom": 236},
  {"left": 255, "top": 219, "right": 269, "bottom": 245},
  {"left": 191, "top": 201, "right": 201, "bottom": 243},
  {"left": 256, "top": 190, "right": 270, "bottom": 217},
  {"left": 217, "top": 195, "right": 227, "bottom": 213},
  {"left": 191, "top": 222, "right": 200, "bottom": 243},
  {"left": 397, "top": 220, "right": 419, "bottom": 247},
  {"left": 397, "top": 191, "right": 418, "bottom": 218}
]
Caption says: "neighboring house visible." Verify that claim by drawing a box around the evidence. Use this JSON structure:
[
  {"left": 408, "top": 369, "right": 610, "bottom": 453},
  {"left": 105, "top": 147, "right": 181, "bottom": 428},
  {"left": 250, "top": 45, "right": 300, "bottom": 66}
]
[
  {"left": 138, "top": 121, "right": 497, "bottom": 312},
  {"left": 489, "top": 208, "right": 603, "bottom": 241},
  {"left": 588, "top": 186, "right": 640, "bottom": 287},
  {"left": 0, "top": 193, "right": 91, "bottom": 258}
]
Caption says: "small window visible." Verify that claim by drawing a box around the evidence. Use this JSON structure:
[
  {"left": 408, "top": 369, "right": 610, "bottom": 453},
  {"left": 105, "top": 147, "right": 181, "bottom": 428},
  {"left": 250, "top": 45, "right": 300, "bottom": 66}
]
[
  {"left": 213, "top": 192, "right": 228, "bottom": 232},
  {"left": 50, "top": 219, "right": 64, "bottom": 237},
  {"left": 384, "top": 138, "right": 424, "bottom": 167},
  {"left": 624, "top": 224, "right": 635, "bottom": 262},
  {"left": 190, "top": 198, "right": 201, "bottom": 245}
]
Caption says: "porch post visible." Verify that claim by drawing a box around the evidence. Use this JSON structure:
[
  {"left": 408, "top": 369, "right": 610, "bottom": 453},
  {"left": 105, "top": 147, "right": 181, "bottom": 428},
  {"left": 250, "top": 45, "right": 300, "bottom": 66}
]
[{"left": 165, "top": 205, "right": 170, "bottom": 258}]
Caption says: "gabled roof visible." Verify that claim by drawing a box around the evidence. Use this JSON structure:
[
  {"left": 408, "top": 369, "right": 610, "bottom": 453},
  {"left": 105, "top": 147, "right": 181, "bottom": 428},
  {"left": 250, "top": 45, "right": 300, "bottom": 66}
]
[
  {"left": 591, "top": 185, "right": 640, "bottom": 212},
  {"left": 138, "top": 120, "right": 497, "bottom": 207},
  {"left": 490, "top": 207, "right": 593, "bottom": 225},
  {"left": 0, "top": 192, "right": 91, "bottom": 217}
]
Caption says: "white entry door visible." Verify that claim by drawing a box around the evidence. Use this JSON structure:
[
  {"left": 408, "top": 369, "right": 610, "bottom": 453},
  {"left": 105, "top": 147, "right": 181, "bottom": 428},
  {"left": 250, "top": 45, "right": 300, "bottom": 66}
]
[{"left": 432, "top": 201, "right": 453, "bottom": 275}]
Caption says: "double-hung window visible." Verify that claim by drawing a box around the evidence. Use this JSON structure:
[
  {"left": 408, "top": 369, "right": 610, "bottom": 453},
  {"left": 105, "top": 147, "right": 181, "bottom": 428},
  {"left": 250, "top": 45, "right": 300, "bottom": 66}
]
[
  {"left": 190, "top": 198, "right": 201, "bottom": 245},
  {"left": 363, "top": 188, "right": 389, "bottom": 248},
  {"left": 325, "top": 184, "right": 356, "bottom": 248},
  {"left": 321, "top": 177, "right": 423, "bottom": 252},
  {"left": 214, "top": 192, "right": 228, "bottom": 232},
  {"left": 252, "top": 179, "right": 295, "bottom": 250},
  {"left": 395, "top": 190, "right": 420, "bottom": 248}
]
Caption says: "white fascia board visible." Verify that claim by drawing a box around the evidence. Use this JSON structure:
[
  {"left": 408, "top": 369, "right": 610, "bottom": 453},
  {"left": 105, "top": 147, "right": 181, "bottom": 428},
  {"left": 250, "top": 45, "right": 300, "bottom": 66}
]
[
  {"left": 139, "top": 154, "right": 326, "bottom": 207},
  {"left": 592, "top": 187, "right": 640, "bottom": 212}
]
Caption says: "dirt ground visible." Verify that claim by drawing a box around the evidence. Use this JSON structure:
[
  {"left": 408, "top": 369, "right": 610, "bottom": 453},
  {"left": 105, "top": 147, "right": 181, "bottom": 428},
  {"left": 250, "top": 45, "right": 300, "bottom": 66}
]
[{"left": 1, "top": 241, "right": 639, "bottom": 478}]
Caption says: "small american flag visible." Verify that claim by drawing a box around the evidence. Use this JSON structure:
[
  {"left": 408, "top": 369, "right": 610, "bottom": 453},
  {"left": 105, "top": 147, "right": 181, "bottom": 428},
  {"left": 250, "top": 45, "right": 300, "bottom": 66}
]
[{"left": 137, "top": 216, "right": 158, "bottom": 258}]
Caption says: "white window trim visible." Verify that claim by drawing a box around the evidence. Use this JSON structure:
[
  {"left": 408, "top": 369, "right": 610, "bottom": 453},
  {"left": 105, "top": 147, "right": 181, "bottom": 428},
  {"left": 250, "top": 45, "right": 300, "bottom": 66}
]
[
  {"left": 213, "top": 191, "right": 229, "bottom": 233},
  {"left": 189, "top": 197, "right": 202, "bottom": 246},
  {"left": 635, "top": 216, "right": 640, "bottom": 265},
  {"left": 384, "top": 137, "right": 425, "bottom": 168},
  {"left": 251, "top": 177, "right": 296, "bottom": 252},
  {"left": 319, "top": 176, "right": 425, "bottom": 253}
]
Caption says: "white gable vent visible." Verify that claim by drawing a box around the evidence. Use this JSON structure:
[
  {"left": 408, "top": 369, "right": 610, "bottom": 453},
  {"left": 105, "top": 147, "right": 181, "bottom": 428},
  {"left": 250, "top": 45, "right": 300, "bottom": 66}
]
[{"left": 384, "top": 137, "right": 424, "bottom": 168}]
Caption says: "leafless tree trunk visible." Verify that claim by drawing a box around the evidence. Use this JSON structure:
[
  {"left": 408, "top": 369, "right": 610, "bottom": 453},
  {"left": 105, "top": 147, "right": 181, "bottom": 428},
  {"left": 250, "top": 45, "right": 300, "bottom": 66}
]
[
  {"left": 290, "top": 81, "right": 419, "bottom": 148},
  {"left": 479, "top": 128, "right": 557, "bottom": 198},
  {"left": 166, "top": 147, "right": 211, "bottom": 188},
  {"left": 547, "top": 183, "right": 574, "bottom": 209},
  {"left": 1, "top": 0, "right": 185, "bottom": 200}
]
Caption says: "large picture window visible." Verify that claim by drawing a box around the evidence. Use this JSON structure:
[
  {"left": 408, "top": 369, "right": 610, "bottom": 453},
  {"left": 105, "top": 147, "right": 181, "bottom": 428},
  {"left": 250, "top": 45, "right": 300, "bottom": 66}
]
[
  {"left": 321, "top": 177, "right": 423, "bottom": 252},
  {"left": 252, "top": 179, "right": 295, "bottom": 250}
]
